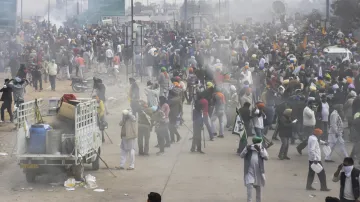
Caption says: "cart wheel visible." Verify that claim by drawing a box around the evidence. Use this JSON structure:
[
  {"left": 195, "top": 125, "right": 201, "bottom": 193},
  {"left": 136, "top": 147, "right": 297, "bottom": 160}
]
[
  {"left": 92, "top": 148, "right": 100, "bottom": 171},
  {"left": 25, "top": 172, "right": 36, "bottom": 183},
  {"left": 73, "top": 164, "right": 84, "bottom": 181}
]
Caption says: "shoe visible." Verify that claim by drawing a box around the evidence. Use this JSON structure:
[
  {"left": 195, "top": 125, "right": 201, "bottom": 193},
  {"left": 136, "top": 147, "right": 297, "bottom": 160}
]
[
  {"left": 325, "top": 160, "right": 335, "bottom": 163},
  {"left": 278, "top": 156, "right": 284, "bottom": 160},
  {"left": 284, "top": 156, "right": 291, "bottom": 160},
  {"left": 213, "top": 133, "right": 217, "bottom": 137},
  {"left": 197, "top": 151, "right": 205, "bottom": 154},
  {"left": 127, "top": 167, "right": 135, "bottom": 170},
  {"left": 139, "top": 152, "right": 144, "bottom": 156},
  {"left": 297, "top": 147, "right": 302, "bottom": 155},
  {"left": 143, "top": 153, "right": 149, "bottom": 156},
  {"left": 177, "top": 136, "right": 182, "bottom": 142},
  {"left": 306, "top": 187, "right": 316, "bottom": 191},
  {"left": 190, "top": 149, "right": 195, "bottom": 152},
  {"left": 320, "top": 188, "right": 331, "bottom": 192},
  {"left": 115, "top": 166, "right": 125, "bottom": 170},
  {"left": 171, "top": 140, "right": 175, "bottom": 144},
  {"left": 156, "top": 151, "right": 164, "bottom": 156},
  {"left": 217, "top": 135, "right": 224, "bottom": 138},
  {"left": 165, "top": 144, "right": 171, "bottom": 148}
]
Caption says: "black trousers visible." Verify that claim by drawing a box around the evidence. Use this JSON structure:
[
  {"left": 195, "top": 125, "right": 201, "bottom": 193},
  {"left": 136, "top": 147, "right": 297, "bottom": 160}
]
[
  {"left": 49, "top": 75, "right": 56, "bottom": 90},
  {"left": 306, "top": 161, "right": 328, "bottom": 189},
  {"left": 279, "top": 137, "right": 290, "bottom": 158},
  {"left": 191, "top": 119, "right": 203, "bottom": 151},
  {"left": 340, "top": 198, "right": 355, "bottom": 202},
  {"left": 1, "top": 100, "right": 12, "bottom": 121},
  {"left": 156, "top": 125, "right": 167, "bottom": 152},
  {"left": 138, "top": 126, "right": 150, "bottom": 154},
  {"left": 32, "top": 72, "right": 42, "bottom": 90}
]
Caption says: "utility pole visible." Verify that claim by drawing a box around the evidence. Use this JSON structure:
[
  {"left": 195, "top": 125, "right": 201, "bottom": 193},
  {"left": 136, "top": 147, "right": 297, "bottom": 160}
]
[
  {"left": 21, "top": 0, "right": 23, "bottom": 24},
  {"left": 218, "top": 0, "right": 220, "bottom": 21},
  {"left": 184, "top": 0, "right": 187, "bottom": 33},
  {"left": 131, "top": 0, "right": 134, "bottom": 77},
  {"left": 48, "top": 0, "right": 50, "bottom": 29},
  {"left": 65, "top": 0, "right": 68, "bottom": 19}
]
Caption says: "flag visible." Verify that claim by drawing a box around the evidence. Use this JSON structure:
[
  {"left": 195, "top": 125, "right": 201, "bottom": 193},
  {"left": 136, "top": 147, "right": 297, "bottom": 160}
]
[
  {"left": 301, "top": 35, "right": 307, "bottom": 49},
  {"left": 273, "top": 42, "right": 280, "bottom": 50},
  {"left": 322, "top": 27, "right": 326, "bottom": 35},
  {"left": 233, "top": 111, "right": 248, "bottom": 153}
]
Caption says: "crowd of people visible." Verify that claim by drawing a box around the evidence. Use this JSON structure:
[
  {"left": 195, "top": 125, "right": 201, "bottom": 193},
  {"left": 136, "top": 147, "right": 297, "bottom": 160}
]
[{"left": 1, "top": 9, "right": 360, "bottom": 201}]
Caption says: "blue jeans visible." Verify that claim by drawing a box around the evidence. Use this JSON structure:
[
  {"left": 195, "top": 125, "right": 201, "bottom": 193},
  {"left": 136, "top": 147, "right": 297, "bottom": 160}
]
[
  {"left": 254, "top": 127, "right": 263, "bottom": 137},
  {"left": 203, "top": 116, "right": 214, "bottom": 139}
]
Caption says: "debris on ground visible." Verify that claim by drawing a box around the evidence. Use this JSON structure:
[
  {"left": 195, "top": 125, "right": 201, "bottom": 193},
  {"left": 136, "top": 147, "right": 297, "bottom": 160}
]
[
  {"left": 84, "top": 174, "right": 98, "bottom": 189},
  {"left": 64, "top": 178, "right": 76, "bottom": 188},
  {"left": 93, "top": 189, "right": 105, "bottom": 192}
]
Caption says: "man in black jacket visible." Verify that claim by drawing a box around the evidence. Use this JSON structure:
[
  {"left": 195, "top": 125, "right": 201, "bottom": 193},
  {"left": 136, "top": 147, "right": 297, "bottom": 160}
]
[
  {"left": 333, "top": 157, "right": 360, "bottom": 202},
  {"left": 0, "top": 79, "right": 13, "bottom": 122}
]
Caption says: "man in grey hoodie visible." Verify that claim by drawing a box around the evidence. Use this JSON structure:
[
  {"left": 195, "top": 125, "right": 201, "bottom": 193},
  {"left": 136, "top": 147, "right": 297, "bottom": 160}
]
[{"left": 297, "top": 99, "right": 317, "bottom": 155}]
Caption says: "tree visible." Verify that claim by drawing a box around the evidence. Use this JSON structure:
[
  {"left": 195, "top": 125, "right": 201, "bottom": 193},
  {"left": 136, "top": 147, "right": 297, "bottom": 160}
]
[
  {"left": 134, "top": 2, "right": 143, "bottom": 15},
  {"left": 331, "top": 0, "right": 360, "bottom": 31}
]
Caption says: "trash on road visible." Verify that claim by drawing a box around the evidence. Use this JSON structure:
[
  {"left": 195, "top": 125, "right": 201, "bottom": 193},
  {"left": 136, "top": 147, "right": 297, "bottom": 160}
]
[
  {"left": 64, "top": 178, "right": 76, "bottom": 188},
  {"left": 49, "top": 182, "right": 62, "bottom": 186},
  {"left": 85, "top": 174, "right": 98, "bottom": 189},
  {"left": 93, "top": 189, "right": 105, "bottom": 192},
  {"left": 66, "top": 187, "right": 75, "bottom": 191},
  {"left": 124, "top": 193, "right": 128, "bottom": 196},
  {"left": 309, "top": 194, "right": 316, "bottom": 198}
]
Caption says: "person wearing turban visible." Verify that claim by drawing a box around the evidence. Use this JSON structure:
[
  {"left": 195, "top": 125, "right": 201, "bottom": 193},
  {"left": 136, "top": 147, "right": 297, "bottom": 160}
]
[
  {"left": 306, "top": 128, "right": 330, "bottom": 191},
  {"left": 324, "top": 104, "right": 348, "bottom": 162},
  {"left": 278, "top": 109, "right": 294, "bottom": 160},
  {"left": 116, "top": 109, "right": 137, "bottom": 170},
  {"left": 240, "top": 134, "right": 269, "bottom": 202},
  {"left": 296, "top": 98, "right": 317, "bottom": 155},
  {"left": 252, "top": 102, "right": 267, "bottom": 138},
  {"left": 158, "top": 67, "right": 170, "bottom": 97}
]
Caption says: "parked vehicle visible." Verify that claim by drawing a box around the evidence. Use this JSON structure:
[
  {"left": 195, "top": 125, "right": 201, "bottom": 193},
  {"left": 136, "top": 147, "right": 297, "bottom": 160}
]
[{"left": 16, "top": 99, "right": 102, "bottom": 182}]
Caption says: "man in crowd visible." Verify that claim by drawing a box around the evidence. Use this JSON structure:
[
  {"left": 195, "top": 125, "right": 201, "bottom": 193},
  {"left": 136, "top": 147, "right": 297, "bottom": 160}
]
[
  {"left": 116, "top": 109, "right": 137, "bottom": 170},
  {"left": 306, "top": 128, "right": 330, "bottom": 191},
  {"left": 240, "top": 136, "right": 269, "bottom": 202},
  {"left": 333, "top": 157, "right": 360, "bottom": 202}
]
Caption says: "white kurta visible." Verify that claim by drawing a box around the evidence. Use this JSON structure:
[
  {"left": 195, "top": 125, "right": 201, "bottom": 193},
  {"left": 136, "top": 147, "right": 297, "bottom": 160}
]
[{"left": 241, "top": 146, "right": 269, "bottom": 187}]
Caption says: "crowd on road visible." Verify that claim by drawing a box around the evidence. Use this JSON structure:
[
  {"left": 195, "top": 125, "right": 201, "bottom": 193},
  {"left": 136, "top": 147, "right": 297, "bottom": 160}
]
[{"left": 2, "top": 10, "right": 360, "bottom": 202}]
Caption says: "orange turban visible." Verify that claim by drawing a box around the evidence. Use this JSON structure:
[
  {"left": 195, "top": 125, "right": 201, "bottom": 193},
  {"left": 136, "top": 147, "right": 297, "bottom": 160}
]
[
  {"left": 173, "top": 82, "right": 180, "bottom": 87},
  {"left": 188, "top": 67, "right": 193, "bottom": 73},
  {"left": 224, "top": 74, "right": 230, "bottom": 80},
  {"left": 347, "top": 77, "right": 353, "bottom": 84},
  {"left": 256, "top": 102, "right": 265, "bottom": 109},
  {"left": 313, "top": 128, "right": 323, "bottom": 135}
]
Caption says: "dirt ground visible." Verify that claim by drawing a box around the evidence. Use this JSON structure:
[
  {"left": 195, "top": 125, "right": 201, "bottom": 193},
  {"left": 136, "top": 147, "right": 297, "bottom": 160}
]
[{"left": 0, "top": 76, "right": 349, "bottom": 202}]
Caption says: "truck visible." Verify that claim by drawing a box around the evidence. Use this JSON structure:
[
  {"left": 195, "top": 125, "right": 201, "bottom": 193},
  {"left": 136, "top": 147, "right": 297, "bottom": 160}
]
[{"left": 16, "top": 98, "right": 102, "bottom": 183}]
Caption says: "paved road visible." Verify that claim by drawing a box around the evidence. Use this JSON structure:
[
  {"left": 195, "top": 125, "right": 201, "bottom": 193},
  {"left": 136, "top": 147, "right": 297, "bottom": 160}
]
[{"left": 0, "top": 79, "right": 349, "bottom": 202}]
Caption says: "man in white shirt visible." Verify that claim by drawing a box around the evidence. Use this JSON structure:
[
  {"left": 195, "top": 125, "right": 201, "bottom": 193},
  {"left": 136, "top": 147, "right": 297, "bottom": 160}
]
[
  {"left": 325, "top": 104, "right": 348, "bottom": 162},
  {"left": 105, "top": 47, "right": 114, "bottom": 68},
  {"left": 333, "top": 157, "right": 360, "bottom": 202},
  {"left": 320, "top": 95, "right": 330, "bottom": 141},
  {"left": 306, "top": 128, "right": 331, "bottom": 191},
  {"left": 297, "top": 99, "right": 317, "bottom": 154}
]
